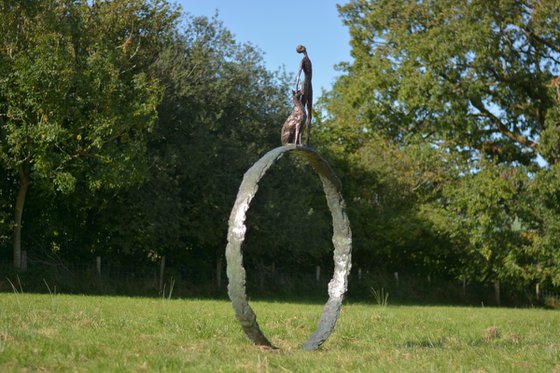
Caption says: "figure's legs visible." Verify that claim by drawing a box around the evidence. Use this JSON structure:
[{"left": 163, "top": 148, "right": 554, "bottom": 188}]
[{"left": 306, "top": 104, "right": 312, "bottom": 145}]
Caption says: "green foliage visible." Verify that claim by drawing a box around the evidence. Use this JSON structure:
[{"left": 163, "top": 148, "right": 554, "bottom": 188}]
[
  {"left": 427, "top": 163, "right": 536, "bottom": 284},
  {"left": 313, "top": 126, "right": 461, "bottom": 276},
  {"left": 93, "top": 15, "right": 293, "bottom": 266},
  {"left": 530, "top": 164, "right": 560, "bottom": 286},
  {"left": 333, "top": 0, "right": 560, "bottom": 165},
  {"left": 0, "top": 0, "right": 559, "bottom": 301},
  {"left": 0, "top": 3, "right": 299, "bottom": 274},
  {"left": 0, "top": 0, "right": 179, "bottom": 263},
  {"left": 0, "top": 0, "right": 177, "bottom": 187},
  {"left": 243, "top": 155, "right": 333, "bottom": 270},
  {"left": 318, "top": 0, "right": 560, "bottom": 293}
]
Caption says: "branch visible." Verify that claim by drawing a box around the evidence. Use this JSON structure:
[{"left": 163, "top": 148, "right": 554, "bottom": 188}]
[
  {"left": 469, "top": 97, "right": 538, "bottom": 149},
  {"left": 524, "top": 28, "right": 560, "bottom": 55}
]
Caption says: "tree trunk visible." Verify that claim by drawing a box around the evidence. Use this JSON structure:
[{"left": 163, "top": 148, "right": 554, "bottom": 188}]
[
  {"left": 494, "top": 280, "right": 501, "bottom": 307},
  {"left": 13, "top": 165, "right": 30, "bottom": 269}
]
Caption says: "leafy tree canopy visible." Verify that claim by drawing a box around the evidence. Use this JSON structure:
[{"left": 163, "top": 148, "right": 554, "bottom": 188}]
[
  {"left": 0, "top": 0, "right": 180, "bottom": 266},
  {"left": 329, "top": 0, "right": 560, "bottom": 166}
]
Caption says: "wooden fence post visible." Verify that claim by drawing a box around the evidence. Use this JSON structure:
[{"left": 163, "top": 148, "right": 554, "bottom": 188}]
[
  {"left": 21, "top": 250, "right": 28, "bottom": 270},
  {"left": 159, "top": 256, "right": 166, "bottom": 293},
  {"left": 494, "top": 280, "right": 501, "bottom": 306},
  {"left": 96, "top": 256, "right": 101, "bottom": 276},
  {"left": 394, "top": 272, "right": 399, "bottom": 288},
  {"left": 216, "top": 257, "right": 222, "bottom": 288}
]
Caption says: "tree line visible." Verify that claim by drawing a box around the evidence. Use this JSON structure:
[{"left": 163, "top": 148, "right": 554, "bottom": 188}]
[
  {"left": 1, "top": 0, "right": 559, "bottom": 299},
  {"left": 317, "top": 0, "right": 560, "bottom": 293}
]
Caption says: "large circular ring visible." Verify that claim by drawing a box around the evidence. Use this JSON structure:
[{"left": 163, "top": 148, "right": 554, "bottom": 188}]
[{"left": 225, "top": 145, "right": 352, "bottom": 350}]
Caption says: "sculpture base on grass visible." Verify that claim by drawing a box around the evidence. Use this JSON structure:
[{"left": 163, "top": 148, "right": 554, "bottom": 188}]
[{"left": 225, "top": 144, "right": 352, "bottom": 350}]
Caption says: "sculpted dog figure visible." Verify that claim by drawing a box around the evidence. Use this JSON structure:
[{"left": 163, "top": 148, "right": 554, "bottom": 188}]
[{"left": 281, "top": 90, "right": 307, "bottom": 145}]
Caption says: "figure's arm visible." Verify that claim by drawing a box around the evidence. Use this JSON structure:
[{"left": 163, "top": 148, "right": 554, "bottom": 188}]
[{"left": 295, "top": 61, "right": 303, "bottom": 90}]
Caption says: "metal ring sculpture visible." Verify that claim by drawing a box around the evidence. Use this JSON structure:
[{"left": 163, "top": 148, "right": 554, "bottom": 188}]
[{"left": 225, "top": 145, "right": 352, "bottom": 350}]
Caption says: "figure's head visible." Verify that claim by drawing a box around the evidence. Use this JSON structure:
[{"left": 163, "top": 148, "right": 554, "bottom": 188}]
[{"left": 296, "top": 45, "right": 307, "bottom": 54}]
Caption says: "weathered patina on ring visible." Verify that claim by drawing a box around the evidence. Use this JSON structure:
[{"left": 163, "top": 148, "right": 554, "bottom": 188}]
[{"left": 225, "top": 144, "right": 352, "bottom": 350}]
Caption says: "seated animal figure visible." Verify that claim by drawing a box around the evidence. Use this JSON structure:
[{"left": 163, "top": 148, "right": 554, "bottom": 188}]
[{"left": 281, "top": 90, "right": 307, "bottom": 145}]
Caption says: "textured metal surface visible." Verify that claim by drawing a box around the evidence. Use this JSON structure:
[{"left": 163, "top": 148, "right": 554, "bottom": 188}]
[
  {"left": 225, "top": 145, "right": 352, "bottom": 350},
  {"left": 295, "top": 45, "right": 313, "bottom": 144},
  {"left": 280, "top": 90, "right": 306, "bottom": 145}
]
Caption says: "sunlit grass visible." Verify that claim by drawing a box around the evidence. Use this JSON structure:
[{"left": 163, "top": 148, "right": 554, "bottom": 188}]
[{"left": 0, "top": 293, "right": 559, "bottom": 372}]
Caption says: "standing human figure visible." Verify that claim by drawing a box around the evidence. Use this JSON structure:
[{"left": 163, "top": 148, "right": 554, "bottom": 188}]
[{"left": 295, "top": 45, "right": 312, "bottom": 145}]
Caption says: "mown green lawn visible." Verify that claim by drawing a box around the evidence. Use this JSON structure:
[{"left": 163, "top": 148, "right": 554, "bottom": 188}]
[{"left": 0, "top": 293, "right": 559, "bottom": 372}]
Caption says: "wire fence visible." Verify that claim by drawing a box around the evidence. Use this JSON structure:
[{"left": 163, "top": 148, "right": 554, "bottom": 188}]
[{"left": 1, "top": 258, "right": 559, "bottom": 307}]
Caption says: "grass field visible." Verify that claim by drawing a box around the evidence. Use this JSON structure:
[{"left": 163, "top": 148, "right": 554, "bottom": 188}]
[{"left": 0, "top": 292, "right": 559, "bottom": 372}]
